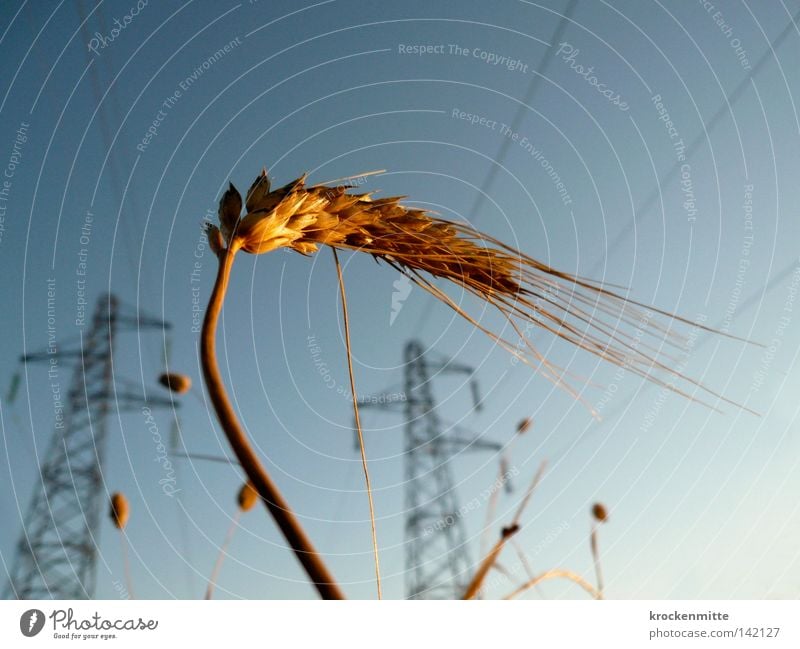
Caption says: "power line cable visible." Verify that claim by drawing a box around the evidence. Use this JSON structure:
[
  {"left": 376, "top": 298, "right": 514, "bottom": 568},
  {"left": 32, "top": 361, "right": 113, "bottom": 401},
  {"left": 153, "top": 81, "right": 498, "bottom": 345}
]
[{"left": 412, "top": 0, "right": 579, "bottom": 335}]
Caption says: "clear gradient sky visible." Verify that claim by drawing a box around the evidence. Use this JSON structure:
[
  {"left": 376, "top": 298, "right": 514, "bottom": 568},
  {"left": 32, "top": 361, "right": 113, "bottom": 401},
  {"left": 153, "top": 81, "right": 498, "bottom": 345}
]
[{"left": 1, "top": 0, "right": 800, "bottom": 600}]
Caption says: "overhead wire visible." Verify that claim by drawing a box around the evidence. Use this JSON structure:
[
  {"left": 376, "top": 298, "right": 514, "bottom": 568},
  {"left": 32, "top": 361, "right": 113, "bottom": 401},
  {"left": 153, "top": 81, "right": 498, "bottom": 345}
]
[{"left": 412, "top": 0, "right": 579, "bottom": 336}]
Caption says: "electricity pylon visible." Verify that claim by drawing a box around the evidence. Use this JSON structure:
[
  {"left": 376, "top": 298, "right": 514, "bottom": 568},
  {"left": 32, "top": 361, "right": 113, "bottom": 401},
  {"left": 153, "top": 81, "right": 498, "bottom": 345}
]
[
  {"left": 4, "top": 294, "right": 174, "bottom": 599},
  {"left": 356, "top": 340, "right": 501, "bottom": 599}
]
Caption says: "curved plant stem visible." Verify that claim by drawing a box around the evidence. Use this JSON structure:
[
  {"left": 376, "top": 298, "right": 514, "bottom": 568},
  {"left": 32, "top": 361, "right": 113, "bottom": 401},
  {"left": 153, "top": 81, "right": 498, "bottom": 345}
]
[
  {"left": 332, "top": 248, "right": 382, "bottom": 599},
  {"left": 118, "top": 530, "right": 134, "bottom": 599},
  {"left": 591, "top": 523, "right": 604, "bottom": 599},
  {"left": 480, "top": 433, "right": 521, "bottom": 558},
  {"left": 510, "top": 538, "right": 535, "bottom": 580},
  {"left": 205, "top": 509, "right": 242, "bottom": 600},
  {"left": 463, "top": 459, "right": 547, "bottom": 599},
  {"left": 201, "top": 245, "right": 345, "bottom": 600},
  {"left": 462, "top": 527, "right": 517, "bottom": 600},
  {"left": 502, "top": 569, "right": 600, "bottom": 600},
  {"left": 479, "top": 454, "right": 507, "bottom": 559}
]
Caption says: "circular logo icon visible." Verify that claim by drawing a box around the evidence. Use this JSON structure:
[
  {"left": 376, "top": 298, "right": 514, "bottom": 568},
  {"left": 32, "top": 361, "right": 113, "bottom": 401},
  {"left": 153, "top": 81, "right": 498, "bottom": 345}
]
[{"left": 20, "top": 609, "right": 45, "bottom": 637}]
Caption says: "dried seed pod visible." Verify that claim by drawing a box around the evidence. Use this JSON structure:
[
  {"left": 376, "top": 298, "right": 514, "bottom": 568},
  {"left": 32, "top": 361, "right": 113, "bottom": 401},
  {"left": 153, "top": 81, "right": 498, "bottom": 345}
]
[
  {"left": 245, "top": 168, "right": 272, "bottom": 213},
  {"left": 207, "top": 223, "right": 224, "bottom": 255},
  {"left": 516, "top": 417, "right": 533, "bottom": 434},
  {"left": 110, "top": 492, "right": 129, "bottom": 530},
  {"left": 158, "top": 372, "right": 192, "bottom": 394},
  {"left": 237, "top": 482, "right": 258, "bottom": 512},
  {"left": 592, "top": 502, "right": 608, "bottom": 523},
  {"left": 218, "top": 182, "right": 242, "bottom": 242}
]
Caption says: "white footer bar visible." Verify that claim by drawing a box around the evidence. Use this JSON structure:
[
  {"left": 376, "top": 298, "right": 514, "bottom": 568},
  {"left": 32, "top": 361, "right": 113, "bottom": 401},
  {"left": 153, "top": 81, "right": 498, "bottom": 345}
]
[{"left": 1, "top": 600, "right": 797, "bottom": 647}]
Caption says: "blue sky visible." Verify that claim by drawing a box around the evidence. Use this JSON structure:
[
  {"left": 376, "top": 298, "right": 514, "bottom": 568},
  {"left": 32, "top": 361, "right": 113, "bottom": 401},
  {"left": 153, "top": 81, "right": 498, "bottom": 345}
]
[{"left": 1, "top": 0, "right": 800, "bottom": 599}]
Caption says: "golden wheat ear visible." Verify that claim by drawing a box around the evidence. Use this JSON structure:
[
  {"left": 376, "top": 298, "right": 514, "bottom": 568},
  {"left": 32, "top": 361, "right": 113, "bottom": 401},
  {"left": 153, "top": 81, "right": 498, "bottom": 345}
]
[
  {"left": 364, "top": 230, "right": 756, "bottom": 417},
  {"left": 225, "top": 171, "right": 759, "bottom": 415}
]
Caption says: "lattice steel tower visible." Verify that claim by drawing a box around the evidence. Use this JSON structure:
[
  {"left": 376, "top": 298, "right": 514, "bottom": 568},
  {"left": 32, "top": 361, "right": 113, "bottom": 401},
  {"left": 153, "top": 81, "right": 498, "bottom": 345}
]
[
  {"left": 4, "top": 294, "right": 172, "bottom": 599},
  {"left": 357, "top": 340, "right": 499, "bottom": 599}
]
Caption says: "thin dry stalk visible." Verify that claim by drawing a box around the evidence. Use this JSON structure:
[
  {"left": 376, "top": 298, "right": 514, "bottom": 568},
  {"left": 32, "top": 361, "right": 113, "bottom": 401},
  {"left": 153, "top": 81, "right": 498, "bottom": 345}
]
[
  {"left": 480, "top": 418, "right": 530, "bottom": 558},
  {"left": 511, "top": 460, "right": 548, "bottom": 525},
  {"left": 479, "top": 459, "right": 507, "bottom": 559},
  {"left": 492, "top": 561, "right": 514, "bottom": 580},
  {"left": 201, "top": 245, "right": 344, "bottom": 599},
  {"left": 510, "top": 538, "right": 535, "bottom": 581},
  {"left": 118, "top": 530, "right": 134, "bottom": 600},
  {"left": 463, "top": 459, "right": 547, "bottom": 599},
  {"left": 205, "top": 509, "right": 242, "bottom": 600},
  {"left": 503, "top": 569, "right": 600, "bottom": 600},
  {"left": 591, "top": 524, "right": 604, "bottom": 599},
  {"left": 462, "top": 524, "right": 520, "bottom": 600},
  {"left": 205, "top": 484, "right": 259, "bottom": 599},
  {"left": 174, "top": 451, "right": 240, "bottom": 466},
  {"left": 332, "top": 248, "right": 382, "bottom": 599}
]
